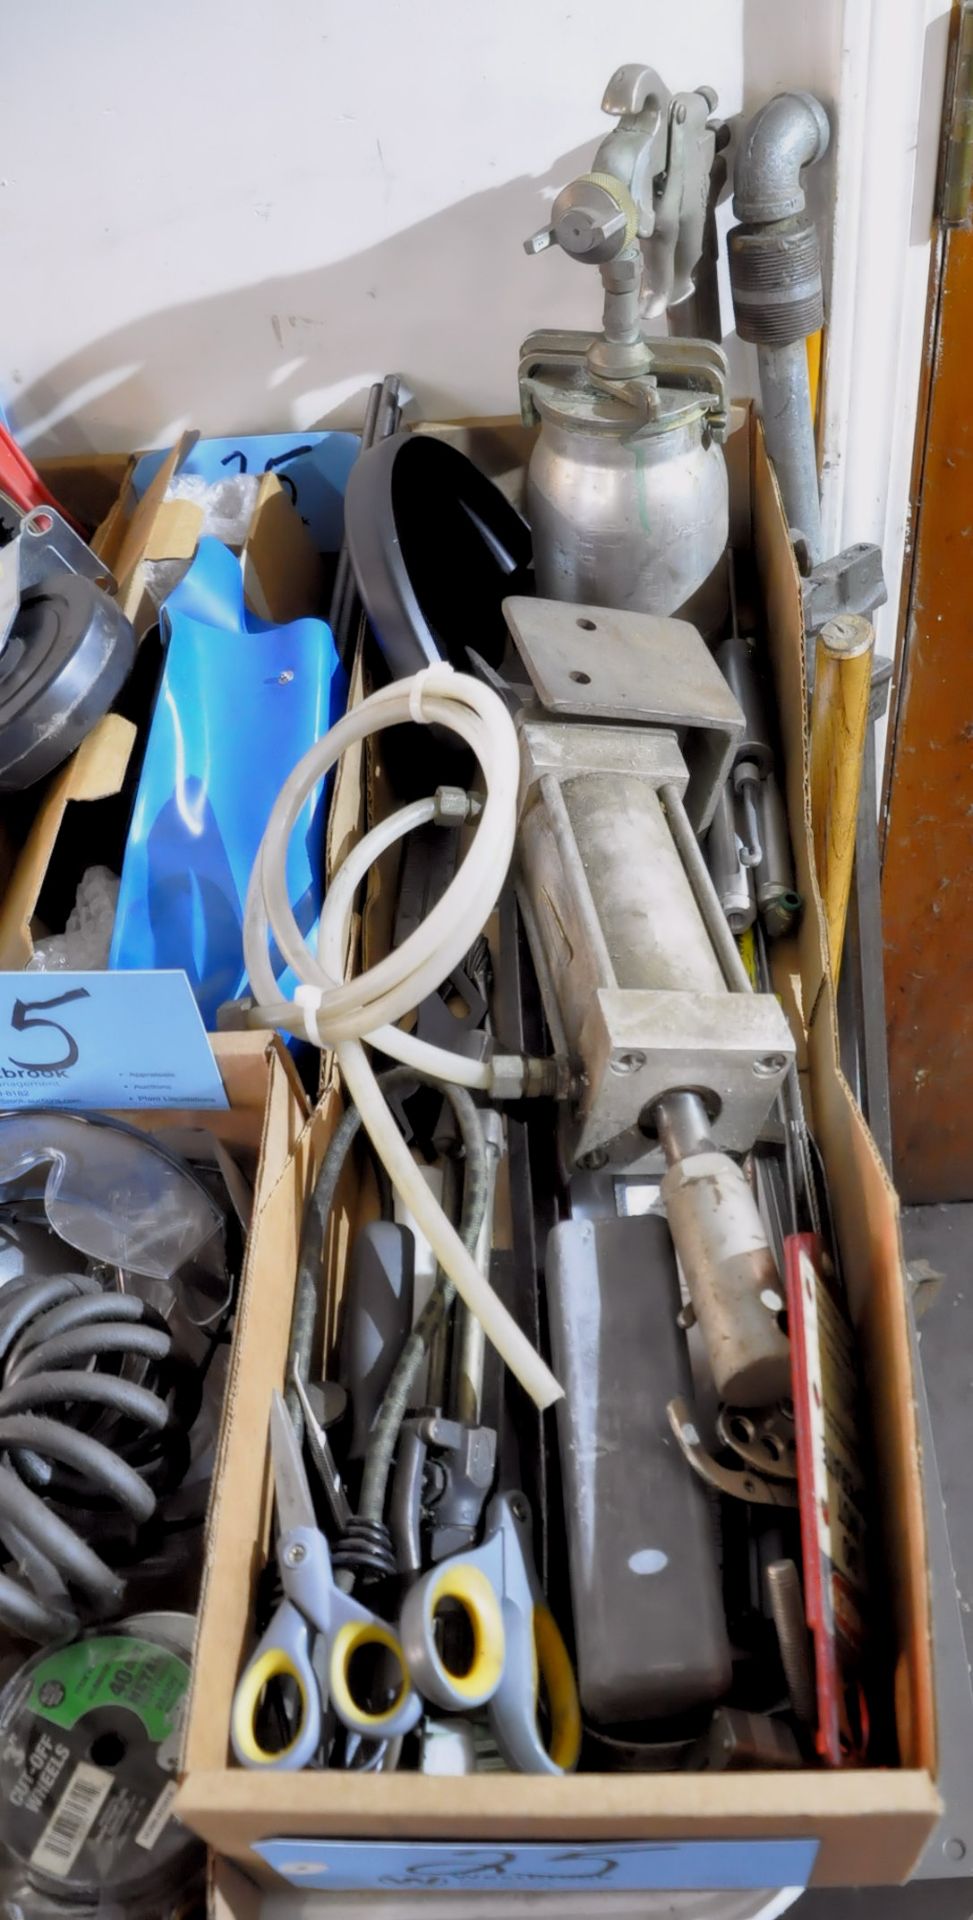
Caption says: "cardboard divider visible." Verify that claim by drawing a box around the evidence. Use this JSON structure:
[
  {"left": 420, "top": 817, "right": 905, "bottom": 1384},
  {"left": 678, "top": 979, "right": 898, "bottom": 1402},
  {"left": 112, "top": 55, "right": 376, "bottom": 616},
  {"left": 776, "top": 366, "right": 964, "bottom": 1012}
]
[
  {"left": 183, "top": 1089, "right": 338, "bottom": 1775},
  {"left": 175, "top": 415, "right": 940, "bottom": 1890},
  {"left": 0, "top": 714, "right": 136, "bottom": 968},
  {"left": 752, "top": 426, "right": 934, "bottom": 1777}
]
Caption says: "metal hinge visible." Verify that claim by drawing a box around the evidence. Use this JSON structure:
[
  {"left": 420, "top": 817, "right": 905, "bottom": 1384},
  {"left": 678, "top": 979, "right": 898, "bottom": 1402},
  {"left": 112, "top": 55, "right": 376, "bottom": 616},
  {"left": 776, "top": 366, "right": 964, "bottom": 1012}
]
[{"left": 941, "top": 0, "right": 973, "bottom": 225}]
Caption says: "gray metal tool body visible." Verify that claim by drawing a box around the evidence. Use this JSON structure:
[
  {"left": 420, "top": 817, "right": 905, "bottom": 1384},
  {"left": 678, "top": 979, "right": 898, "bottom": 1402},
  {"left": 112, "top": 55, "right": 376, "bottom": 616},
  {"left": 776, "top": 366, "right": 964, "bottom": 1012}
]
[
  {"left": 504, "top": 594, "right": 795, "bottom": 1407},
  {"left": 390, "top": 1109, "right": 503, "bottom": 1576},
  {"left": 521, "top": 65, "right": 730, "bottom": 629},
  {"left": 547, "top": 1213, "right": 732, "bottom": 1726},
  {"left": 727, "top": 92, "right": 830, "bottom": 564},
  {"left": 715, "top": 635, "right": 800, "bottom": 940}
]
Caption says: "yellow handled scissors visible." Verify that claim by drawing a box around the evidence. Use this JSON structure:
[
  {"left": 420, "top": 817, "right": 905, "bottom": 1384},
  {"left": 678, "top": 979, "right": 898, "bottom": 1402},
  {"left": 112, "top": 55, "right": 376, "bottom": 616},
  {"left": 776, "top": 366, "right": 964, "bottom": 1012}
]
[
  {"left": 232, "top": 1392, "right": 422, "bottom": 1769},
  {"left": 398, "top": 1489, "right": 581, "bottom": 1775}
]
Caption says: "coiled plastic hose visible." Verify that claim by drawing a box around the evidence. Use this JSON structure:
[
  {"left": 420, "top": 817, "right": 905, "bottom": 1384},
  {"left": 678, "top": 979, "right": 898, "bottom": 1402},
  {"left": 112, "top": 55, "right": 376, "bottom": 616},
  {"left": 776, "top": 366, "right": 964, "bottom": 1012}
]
[
  {"left": 0, "top": 1272, "right": 197, "bottom": 1640},
  {"left": 243, "top": 664, "right": 561, "bottom": 1411}
]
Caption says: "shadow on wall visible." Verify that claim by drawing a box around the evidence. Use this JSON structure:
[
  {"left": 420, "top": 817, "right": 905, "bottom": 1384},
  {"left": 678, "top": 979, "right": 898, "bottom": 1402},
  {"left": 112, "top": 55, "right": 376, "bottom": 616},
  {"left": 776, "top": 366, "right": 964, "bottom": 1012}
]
[
  {"left": 16, "top": 143, "right": 591, "bottom": 451},
  {"left": 18, "top": 135, "right": 758, "bottom": 453}
]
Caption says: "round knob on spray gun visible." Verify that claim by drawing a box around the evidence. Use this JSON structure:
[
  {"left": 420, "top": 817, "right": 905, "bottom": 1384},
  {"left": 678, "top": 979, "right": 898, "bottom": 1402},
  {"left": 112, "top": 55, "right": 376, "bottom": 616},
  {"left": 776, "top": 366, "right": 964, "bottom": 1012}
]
[{"left": 524, "top": 174, "right": 638, "bottom": 265}]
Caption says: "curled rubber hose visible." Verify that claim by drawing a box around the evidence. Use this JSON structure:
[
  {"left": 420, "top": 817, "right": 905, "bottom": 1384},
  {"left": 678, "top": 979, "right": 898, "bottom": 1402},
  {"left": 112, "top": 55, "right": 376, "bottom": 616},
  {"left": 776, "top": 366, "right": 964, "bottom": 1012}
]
[
  {"left": 0, "top": 1569, "right": 75, "bottom": 1642},
  {"left": 0, "top": 1465, "right": 124, "bottom": 1607},
  {"left": 0, "top": 1273, "right": 195, "bottom": 1640},
  {"left": 0, "top": 1419, "right": 157, "bottom": 1522}
]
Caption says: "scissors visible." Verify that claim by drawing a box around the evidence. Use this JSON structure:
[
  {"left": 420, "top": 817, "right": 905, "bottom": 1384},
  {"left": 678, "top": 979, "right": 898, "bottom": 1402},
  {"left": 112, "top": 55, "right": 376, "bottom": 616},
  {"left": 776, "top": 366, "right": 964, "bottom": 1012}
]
[
  {"left": 232, "top": 1392, "right": 422, "bottom": 1769},
  {"left": 398, "top": 1488, "right": 581, "bottom": 1775}
]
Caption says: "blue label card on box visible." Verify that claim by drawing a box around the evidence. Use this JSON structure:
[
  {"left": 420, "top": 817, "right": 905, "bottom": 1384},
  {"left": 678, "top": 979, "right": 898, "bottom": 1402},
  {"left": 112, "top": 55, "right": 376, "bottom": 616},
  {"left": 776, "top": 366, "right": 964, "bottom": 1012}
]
[
  {"left": 254, "top": 1837, "right": 818, "bottom": 1897},
  {"left": 0, "top": 972, "right": 228, "bottom": 1110}
]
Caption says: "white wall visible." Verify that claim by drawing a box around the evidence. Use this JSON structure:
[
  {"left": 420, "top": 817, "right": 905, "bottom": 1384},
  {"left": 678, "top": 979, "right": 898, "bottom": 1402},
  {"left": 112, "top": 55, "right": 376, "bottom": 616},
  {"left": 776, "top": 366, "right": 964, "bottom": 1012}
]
[
  {"left": 4, "top": 0, "right": 847, "bottom": 453},
  {"left": 819, "top": 0, "right": 950, "bottom": 684},
  {"left": 1, "top": 0, "right": 949, "bottom": 691}
]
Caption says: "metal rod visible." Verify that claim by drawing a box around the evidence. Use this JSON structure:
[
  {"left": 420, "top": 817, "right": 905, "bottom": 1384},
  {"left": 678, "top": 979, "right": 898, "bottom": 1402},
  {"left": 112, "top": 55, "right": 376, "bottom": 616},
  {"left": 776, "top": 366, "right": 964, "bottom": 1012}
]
[
  {"left": 754, "top": 919, "right": 820, "bottom": 1238},
  {"left": 330, "top": 376, "right": 402, "bottom": 663},
  {"left": 329, "top": 382, "right": 382, "bottom": 638},
  {"left": 453, "top": 1110, "right": 504, "bottom": 1427},
  {"left": 660, "top": 782, "right": 753, "bottom": 995},
  {"left": 756, "top": 340, "right": 822, "bottom": 565},
  {"left": 766, "top": 1559, "right": 817, "bottom": 1725},
  {"left": 652, "top": 1090, "right": 714, "bottom": 1164}
]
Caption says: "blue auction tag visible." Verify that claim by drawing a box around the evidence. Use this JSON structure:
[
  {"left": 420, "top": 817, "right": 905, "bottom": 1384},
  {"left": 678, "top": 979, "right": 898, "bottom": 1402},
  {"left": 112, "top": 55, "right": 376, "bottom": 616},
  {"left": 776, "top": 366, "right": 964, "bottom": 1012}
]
[
  {"left": 254, "top": 1837, "right": 818, "bottom": 1896},
  {"left": 0, "top": 971, "right": 228, "bottom": 1110}
]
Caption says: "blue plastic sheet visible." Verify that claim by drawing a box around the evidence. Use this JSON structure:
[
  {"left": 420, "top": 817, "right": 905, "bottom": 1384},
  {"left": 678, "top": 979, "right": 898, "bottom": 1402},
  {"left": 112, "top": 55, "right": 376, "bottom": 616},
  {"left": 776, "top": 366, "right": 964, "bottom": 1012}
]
[
  {"left": 131, "top": 433, "right": 359, "bottom": 552},
  {"left": 109, "top": 538, "right": 346, "bottom": 1027}
]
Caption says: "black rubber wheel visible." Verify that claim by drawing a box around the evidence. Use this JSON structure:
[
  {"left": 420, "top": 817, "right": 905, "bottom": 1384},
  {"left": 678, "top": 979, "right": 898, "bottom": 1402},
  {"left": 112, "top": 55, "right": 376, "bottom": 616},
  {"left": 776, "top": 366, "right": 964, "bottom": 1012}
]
[{"left": 0, "top": 573, "right": 136, "bottom": 790}]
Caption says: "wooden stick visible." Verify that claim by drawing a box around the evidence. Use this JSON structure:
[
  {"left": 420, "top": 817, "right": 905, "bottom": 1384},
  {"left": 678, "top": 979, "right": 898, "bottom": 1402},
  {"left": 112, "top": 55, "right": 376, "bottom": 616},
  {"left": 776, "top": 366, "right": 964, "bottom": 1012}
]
[{"left": 809, "top": 613, "right": 875, "bottom": 986}]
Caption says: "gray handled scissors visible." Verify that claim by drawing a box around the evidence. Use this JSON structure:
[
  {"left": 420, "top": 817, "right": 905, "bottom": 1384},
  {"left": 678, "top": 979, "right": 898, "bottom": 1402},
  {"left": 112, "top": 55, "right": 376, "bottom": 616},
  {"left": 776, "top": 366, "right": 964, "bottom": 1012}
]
[
  {"left": 398, "top": 1489, "right": 581, "bottom": 1775},
  {"left": 231, "top": 1391, "right": 422, "bottom": 1770}
]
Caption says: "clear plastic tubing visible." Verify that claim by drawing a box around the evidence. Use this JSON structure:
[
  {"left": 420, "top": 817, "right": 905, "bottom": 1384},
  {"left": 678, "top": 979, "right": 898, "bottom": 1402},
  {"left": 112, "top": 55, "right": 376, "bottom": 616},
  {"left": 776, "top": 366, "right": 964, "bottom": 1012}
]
[{"left": 243, "top": 664, "right": 562, "bottom": 1411}]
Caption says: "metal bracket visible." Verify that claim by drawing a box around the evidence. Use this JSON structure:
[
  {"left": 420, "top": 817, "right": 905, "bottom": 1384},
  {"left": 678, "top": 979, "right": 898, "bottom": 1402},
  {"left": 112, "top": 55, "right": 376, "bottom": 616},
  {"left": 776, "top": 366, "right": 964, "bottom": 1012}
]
[
  {"left": 667, "top": 1396, "right": 798, "bottom": 1507},
  {"left": 717, "top": 1402, "right": 797, "bottom": 1481},
  {"left": 800, "top": 540, "right": 887, "bottom": 634},
  {"left": 517, "top": 329, "right": 728, "bottom": 435},
  {"left": 504, "top": 594, "right": 743, "bottom": 831},
  {"left": 0, "top": 495, "right": 116, "bottom": 654}
]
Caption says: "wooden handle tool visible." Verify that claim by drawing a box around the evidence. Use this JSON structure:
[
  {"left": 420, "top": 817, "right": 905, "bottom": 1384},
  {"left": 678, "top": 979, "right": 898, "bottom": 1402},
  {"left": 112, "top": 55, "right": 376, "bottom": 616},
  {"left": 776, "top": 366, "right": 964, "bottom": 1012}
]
[{"left": 808, "top": 612, "right": 875, "bottom": 985}]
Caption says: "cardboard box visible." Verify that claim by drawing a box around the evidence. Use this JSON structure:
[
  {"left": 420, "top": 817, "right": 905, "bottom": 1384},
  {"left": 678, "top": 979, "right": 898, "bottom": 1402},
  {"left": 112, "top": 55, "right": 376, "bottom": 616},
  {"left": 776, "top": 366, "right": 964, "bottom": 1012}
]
[
  {"left": 0, "top": 1028, "right": 306, "bottom": 1650},
  {"left": 175, "top": 417, "right": 938, "bottom": 1891},
  {"left": 0, "top": 453, "right": 328, "bottom": 979}
]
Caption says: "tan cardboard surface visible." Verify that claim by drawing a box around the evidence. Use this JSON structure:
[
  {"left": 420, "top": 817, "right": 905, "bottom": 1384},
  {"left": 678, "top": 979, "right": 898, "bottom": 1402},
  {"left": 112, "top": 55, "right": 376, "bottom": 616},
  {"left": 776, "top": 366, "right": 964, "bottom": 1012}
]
[
  {"left": 752, "top": 424, "right": 935, "bottom": 1777},
  {"left": 177, "top": 414, "right": 939, "bottom": 1889},
  {"left": 94, "top": 439, "right": 327, "bottom": 637},
  {"left": 243, "top": 473, "right": 328, "bottom": 626},
  {"left": 182, "top": 1089, "right": 338, "bottom": 1778}
]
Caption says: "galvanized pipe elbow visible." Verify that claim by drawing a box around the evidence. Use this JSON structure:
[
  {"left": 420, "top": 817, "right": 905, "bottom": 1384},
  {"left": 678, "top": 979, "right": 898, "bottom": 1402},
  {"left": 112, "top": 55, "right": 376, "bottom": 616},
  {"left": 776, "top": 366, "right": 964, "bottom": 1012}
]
[{"left": 732, "top": 91, "right": 830, "bottom": 225}]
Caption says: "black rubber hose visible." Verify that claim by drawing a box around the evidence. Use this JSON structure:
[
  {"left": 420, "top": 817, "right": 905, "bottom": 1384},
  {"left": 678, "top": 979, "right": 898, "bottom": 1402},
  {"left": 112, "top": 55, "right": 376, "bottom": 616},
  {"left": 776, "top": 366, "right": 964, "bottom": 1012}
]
[
  {"left": 0, "top": 1463, "right": 123, "bottom": 1605},
  {"left": 0, "top": 1274, "right": 100, "bottom": 1365},
  {"left": 287, "top": 1100, "right": 371, "bottom": 1429},
  {"left": 6, "top": 1322, "right": 173, "bottom": 1385},
  {"left": 0, "top": 1416, "right": 157, "bottom": 1521},
  {"left": 0, "top": 1272, "right": 198, "bottom": 1634},
  {"left": 0, "top": 1370, "right": 169, "bottom": 1428},
  {"left": 287, "top": 1066, "right": 489, "bottom": 1432},
  {"left": 0, "top": 1370, "right": 172, "bottom": 1494},
  {"left": 357, "top": 1088, "right": 489, "bottom": 1527},
  {"left": 6, "top": 1290, "right": 170, "bottom": 1369},
  {"left": 0, "top": 1570, "right": 76, "bottom": 1643}
]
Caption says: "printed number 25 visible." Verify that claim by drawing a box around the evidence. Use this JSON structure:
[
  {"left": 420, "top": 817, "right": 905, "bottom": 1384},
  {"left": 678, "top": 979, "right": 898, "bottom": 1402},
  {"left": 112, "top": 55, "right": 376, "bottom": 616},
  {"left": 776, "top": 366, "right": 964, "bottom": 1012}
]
[{"left": 10, "top": 988, "right": 91, "bottom": 1072}]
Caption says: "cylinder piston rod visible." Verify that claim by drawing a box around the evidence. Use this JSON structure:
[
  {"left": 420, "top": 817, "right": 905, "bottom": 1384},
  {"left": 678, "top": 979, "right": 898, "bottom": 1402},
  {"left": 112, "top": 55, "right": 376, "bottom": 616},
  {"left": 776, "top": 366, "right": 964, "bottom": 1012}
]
[{"left": 654, "top": 1090, "right": 792, "bottom": 1407}]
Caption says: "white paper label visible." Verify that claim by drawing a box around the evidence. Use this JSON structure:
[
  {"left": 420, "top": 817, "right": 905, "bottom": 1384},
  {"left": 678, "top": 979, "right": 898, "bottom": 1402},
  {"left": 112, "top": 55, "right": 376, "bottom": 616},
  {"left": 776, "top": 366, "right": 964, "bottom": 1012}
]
[
  {"left": 29, "top": 1762, "right": 112, "bottom": 1878},
  {"left": 135, "top": 1777, "right": 179, "bottom": 1851}
]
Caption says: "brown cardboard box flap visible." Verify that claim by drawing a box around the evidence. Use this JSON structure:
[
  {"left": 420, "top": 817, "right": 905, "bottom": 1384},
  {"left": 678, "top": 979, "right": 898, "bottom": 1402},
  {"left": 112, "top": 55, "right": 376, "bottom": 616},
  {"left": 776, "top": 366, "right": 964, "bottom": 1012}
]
[
  {"left": 96, "top": 444, "right": 327, "bottom": 638},
  {"left": 0, "top": 712, "right": 136, "bottom": 968},
  {"left": 244, "top": 473, "right": 327, "bottom": 625},
  {"left": 752, "top": 423, "right": 935, "bottom": 1779},
  {"left": 177, "top": 412, "right": 939, "bottom": 1890}
]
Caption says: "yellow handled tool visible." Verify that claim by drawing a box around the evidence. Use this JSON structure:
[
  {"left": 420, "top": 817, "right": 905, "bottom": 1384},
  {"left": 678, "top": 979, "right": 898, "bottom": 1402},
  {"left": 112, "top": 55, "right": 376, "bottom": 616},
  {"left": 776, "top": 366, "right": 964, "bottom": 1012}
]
[
  {"left": 809, "top": 613, "right": 874, "bottom": 985},
  {"left": 231, "top": 1392, "right": 421, "bottom": 1770},
  {"left": 398, "top": 1490, "right": 581, "bottom": 1776}
]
